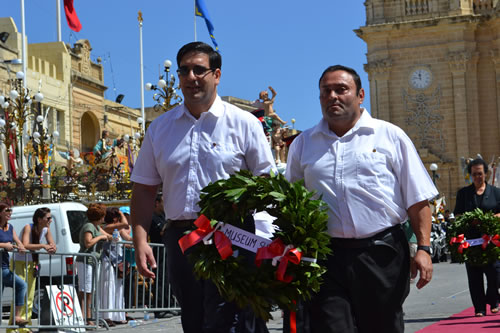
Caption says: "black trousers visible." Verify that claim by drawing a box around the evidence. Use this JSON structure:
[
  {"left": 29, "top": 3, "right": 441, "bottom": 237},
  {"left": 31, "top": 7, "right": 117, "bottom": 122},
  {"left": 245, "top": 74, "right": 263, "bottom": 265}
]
[
  {"left": 285, "top": 226, "right": 410, "bottom": 333},
  {"left": 465, "top": 261, "right": 499, "bottom": 314},
  {"left": 164, "top": 225, "right": 268, "bottom": 333}
]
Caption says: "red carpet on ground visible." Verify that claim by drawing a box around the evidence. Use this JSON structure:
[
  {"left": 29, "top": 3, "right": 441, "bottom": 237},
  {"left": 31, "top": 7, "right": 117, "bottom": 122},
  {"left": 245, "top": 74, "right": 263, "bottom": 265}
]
[{"left": 416, "top": 307, "right": 500, "bottom": 332}]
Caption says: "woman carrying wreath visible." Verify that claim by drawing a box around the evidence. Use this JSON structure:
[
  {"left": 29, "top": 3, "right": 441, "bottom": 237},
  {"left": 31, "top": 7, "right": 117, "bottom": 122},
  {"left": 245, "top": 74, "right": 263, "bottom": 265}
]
[{"left": 454, "top": 158, "right": 500, "bottom": 317}]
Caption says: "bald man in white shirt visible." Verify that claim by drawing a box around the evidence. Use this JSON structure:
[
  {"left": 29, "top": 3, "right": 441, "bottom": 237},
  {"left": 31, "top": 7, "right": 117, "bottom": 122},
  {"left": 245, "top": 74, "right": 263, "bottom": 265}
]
[
  {"left": 130, "top": 42, "right": 275, "bottom": 333},
  {"left": 285, "top": 65, "right": 438, "bottom": 333}
]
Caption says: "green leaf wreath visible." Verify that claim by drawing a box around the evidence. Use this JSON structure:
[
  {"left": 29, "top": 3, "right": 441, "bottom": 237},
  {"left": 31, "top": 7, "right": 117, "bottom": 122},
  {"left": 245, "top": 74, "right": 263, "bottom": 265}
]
[
  {"left": 188, "top": 170, "right": 331, "bottom": 320},
  {"left": 447, "top": 208, "right": 500, "bottom": 266}
]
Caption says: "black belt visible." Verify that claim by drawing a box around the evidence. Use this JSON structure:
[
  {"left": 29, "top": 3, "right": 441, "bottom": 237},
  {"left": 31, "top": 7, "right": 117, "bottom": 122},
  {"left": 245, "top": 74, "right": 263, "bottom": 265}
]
[
  {"left": 166, "top": 219, "right": 196, "bottom": 229},
  {"left": 330, "top": 224, "right": 403, "bottom": 249}
]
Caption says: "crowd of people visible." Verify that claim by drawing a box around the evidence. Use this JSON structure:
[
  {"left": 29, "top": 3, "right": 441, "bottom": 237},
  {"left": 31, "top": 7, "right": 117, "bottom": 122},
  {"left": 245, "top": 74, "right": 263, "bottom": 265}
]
[{"left": 0, "top": 200, "right": 168, "bottom": 331}]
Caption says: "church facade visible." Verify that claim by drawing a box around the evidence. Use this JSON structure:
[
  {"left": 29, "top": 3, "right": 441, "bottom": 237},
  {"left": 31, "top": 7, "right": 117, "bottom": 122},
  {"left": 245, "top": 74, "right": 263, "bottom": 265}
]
[{"left": 357, "top": 0, "right": 500, "bottom": 205}]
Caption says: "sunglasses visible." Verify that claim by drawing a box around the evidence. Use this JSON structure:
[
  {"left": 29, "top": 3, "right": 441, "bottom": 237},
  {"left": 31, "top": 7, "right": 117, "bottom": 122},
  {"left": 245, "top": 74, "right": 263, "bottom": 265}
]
[
  {"left": 3, "top": 208, "right": 12, "bottom": 213},
  {"left": 176, "top": 65, "right": 214, "bottom": 77}
]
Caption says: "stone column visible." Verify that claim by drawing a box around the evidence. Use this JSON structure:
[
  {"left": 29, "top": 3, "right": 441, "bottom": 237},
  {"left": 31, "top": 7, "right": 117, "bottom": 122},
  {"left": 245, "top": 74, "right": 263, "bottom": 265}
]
[
  {"left": 448, "top": 51, "right": 472, "bottom": 187},
  {"left": 364, "top": 58, "right": 393, "bottom": 121},
  {"left": 489, "top": 49, "right": 500, "bottom": 149}
]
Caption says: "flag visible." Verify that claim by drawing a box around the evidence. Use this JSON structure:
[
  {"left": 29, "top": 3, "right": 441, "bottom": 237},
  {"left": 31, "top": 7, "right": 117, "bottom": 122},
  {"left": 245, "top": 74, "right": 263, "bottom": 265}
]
[
  {"left": 195, "top": 0, "right": 218, "bottom": 50},
  {"left": 64, "top": 0, "right": 82, "bottom": 32}
]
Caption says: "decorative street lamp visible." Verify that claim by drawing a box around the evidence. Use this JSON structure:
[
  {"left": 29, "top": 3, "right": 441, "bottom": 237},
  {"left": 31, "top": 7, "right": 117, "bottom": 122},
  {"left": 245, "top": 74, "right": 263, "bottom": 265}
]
[
  {"left": 32, "top": 114, "right": 60, "bottom": 171},
  {"left": 430, "top": 163, "right": 439, "bottom": 185},
  {"left": 30, "top": 114, "right": 59, "bottom": 201},
  {"left": 145, "top": 59, "right": 183, "bottom": 112},
  {"left": 0, "top": 70, "right": 44, "bottom": 178},
  {"left": 122, "top": 116, "right": 145, "bottom": 156}
]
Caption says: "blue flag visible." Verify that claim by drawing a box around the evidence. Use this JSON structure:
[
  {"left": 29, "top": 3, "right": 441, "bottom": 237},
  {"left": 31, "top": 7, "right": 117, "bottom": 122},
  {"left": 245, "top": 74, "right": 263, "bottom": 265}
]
[{"left": 195, "top": 0, "right": 219, "bottom": 50}]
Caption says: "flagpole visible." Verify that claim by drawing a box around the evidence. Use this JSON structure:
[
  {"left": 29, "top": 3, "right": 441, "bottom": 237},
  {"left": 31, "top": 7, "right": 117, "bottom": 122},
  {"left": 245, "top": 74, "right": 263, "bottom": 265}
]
[
  {"left": 194, "top": 0, "right": 197, "bottom": 41},
  {"left": 138, "top": 11, "right": 146, "bottom": 133},
  {"left": 20, "top": 0, "right": 27, "bottom": 88},
  {"left": 56, "top": 0, "right": 62, "bottom": 42},
  {"left": 20, "top": 0, "right": 28, "bottom": 177}
]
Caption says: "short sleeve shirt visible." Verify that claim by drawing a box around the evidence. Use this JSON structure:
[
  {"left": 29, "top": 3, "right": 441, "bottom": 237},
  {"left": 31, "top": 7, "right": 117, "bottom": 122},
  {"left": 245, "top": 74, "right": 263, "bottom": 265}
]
[
  {"left": 131, "top": 96, "right": 276, "bottom": 220},
  {"left": 286, "top": 109, "right": 438, "bottom": 238},
  {"left": 77, "top": 222, "right": 102, "bottom": 265}
]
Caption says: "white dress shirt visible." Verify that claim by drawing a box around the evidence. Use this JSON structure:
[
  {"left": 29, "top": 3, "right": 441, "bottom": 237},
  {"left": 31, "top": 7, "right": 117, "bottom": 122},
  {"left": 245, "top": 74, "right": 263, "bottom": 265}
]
[
  {"left": 131, "top": 96, "right": 276, "bottom": 221},
  {"left": 286, "top": 109, "right": 438, "bottom": 238}
]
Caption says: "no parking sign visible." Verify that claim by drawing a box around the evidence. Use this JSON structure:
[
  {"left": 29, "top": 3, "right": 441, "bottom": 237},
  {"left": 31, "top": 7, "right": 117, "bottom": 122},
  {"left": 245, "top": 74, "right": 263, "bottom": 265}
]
[{"left": 47, "top": 285, "right": 85, "bottom": 332}]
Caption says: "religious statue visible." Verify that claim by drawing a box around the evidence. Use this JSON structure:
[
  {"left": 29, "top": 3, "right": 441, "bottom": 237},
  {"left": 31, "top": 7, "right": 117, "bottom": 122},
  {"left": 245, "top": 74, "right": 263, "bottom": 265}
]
[
  {"left": 66, "top": 149, "right": 83, "bottom": 172},
  {"left": 271, "top": 123, "right": 287, "bottom": 165},
  {"left": 93, "top": 130, "right": 112, "bottom": 162},
  {"left": 253, "top": 86, "right": 287, "bottom": 131},
  {"left": 93, "top": 130, "right": 125, "bottom": 168}
]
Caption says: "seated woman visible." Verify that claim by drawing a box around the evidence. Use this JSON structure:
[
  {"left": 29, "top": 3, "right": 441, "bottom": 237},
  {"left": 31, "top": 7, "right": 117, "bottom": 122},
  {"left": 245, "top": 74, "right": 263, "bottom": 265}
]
[
  {"left": 9, "top": 207, "right": 56, "bottom": 333},
  {"left": 76, "top": 203, "right": 111, "bottom": 326},
  {"left": 0, "top": 203, "right": 28, "bottom": 327}
]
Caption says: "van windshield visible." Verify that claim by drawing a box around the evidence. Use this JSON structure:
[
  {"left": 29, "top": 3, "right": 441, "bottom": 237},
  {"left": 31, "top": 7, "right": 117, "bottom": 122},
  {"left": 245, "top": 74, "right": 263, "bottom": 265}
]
[{"left": 67, "top": 210, "right": 89, "bottom": 243}]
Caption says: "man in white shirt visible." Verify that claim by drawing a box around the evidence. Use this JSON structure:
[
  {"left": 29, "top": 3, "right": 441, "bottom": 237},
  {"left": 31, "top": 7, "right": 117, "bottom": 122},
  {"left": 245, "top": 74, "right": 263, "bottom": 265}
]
[
  {"left": 285, "top": 65, "right": 438, "bottom": 333},
  {"left": 130, "top": 42, "right": 275, "bottom": 333}
]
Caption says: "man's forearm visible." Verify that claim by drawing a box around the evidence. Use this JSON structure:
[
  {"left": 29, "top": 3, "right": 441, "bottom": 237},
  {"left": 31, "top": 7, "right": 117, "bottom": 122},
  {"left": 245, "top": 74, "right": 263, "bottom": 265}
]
[
  {"left": 130, "top": 182, "right": 158, "bottom": 246},
  {"left": 408, "top": 200, "right": 432, "bottom": 246}
]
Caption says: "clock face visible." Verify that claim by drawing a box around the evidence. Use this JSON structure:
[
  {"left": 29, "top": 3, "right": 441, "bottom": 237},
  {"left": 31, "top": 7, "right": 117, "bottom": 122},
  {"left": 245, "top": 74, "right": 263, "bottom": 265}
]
[{"left": 409, "top": 68, "right": 432, "bottom": 89}]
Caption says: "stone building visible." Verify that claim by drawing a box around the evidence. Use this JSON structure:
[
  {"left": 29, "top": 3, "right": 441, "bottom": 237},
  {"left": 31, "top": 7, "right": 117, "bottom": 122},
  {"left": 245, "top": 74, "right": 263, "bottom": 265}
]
[
  {"left": 356, "top": 0, "right": 500, "bottom": 206},
  {"left": 0, "top": 16, "right": 141, "bottom": 174}
]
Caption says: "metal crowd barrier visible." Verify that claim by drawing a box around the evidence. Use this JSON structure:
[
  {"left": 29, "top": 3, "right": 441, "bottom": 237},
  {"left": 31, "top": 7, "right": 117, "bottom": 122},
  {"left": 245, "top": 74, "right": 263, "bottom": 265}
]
[
  {"left": 100, "top": 240, "right": 180, "bottom": 319},
  {"left": 1, "top": 249, "right": 100, "bottom": 331},
  {"left": 0, "top": 240, "right": 180, "bottom": 331}
]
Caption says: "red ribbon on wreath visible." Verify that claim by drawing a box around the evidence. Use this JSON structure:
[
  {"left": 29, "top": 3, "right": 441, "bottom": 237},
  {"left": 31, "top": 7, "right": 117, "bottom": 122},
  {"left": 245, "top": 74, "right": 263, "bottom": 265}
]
[
  {"left": 449, "top": 234, "right": 470, "bottom": 254},
  {"left": 255, "top": 238, "right": 302, "bottom": 283},
  {"left": 481, "top": 234, "right": 500, "bottom": 250},
  {"left": 178, "top": 214, "right": 233, "bottom": 260}
]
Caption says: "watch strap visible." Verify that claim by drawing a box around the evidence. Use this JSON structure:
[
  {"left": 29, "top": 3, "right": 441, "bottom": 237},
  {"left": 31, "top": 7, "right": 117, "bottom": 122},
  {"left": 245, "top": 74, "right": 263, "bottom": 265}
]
[{"left": 417, "top": 245, "right": 431, "bottom": 255}]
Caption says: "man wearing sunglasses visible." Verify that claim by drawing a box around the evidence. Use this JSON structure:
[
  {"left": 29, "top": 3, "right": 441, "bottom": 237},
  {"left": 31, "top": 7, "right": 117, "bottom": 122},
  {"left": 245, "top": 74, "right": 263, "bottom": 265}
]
[{"left": 130, "top": 42, "right": 275, "bottom": 333}]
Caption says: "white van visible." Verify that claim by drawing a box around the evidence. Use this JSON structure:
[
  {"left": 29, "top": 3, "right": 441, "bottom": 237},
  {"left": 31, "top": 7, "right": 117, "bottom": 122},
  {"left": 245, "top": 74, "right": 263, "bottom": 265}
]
[{"left": 1, "top": 202, "right": 88, "bottom": 315}]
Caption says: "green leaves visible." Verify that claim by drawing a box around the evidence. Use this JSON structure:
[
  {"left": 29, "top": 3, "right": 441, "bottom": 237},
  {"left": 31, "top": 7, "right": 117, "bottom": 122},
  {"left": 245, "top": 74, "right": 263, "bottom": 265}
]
[
  {"left": 189, "top": 170, "right": 331, "bottom": 319},
  {"left": 447, "top": 208, "right": 500, "bottom": 266}
]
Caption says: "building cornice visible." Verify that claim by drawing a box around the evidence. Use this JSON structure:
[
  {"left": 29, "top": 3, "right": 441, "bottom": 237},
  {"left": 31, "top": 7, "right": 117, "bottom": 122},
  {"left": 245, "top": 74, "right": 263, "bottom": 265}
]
[{"left": 71, "top": 69, "right": 107, "bottom": 91}]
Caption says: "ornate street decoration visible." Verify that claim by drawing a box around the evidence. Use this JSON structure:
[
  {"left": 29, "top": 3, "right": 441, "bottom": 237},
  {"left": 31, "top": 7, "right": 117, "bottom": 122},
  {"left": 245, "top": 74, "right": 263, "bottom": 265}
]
[
  {"left": 145, "top": 60, "right": 183, "bottom": 113},
  {"left": 403, "top": 86, "right": 445, "bottom": 155}
]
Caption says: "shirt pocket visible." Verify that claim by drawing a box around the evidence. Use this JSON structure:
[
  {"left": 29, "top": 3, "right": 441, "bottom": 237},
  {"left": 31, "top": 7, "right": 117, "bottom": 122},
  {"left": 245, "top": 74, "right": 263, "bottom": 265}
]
[
  {"left": 356, "top": 152, "right": 389, "bottom": 189},
  {"left": 199, "top": 142, "right": 241, "bottom": 175}
]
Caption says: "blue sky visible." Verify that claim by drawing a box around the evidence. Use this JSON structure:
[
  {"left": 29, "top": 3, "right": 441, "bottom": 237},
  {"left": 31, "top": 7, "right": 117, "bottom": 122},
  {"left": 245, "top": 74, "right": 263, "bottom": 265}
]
[{"left": 6, "top": 1, "right": 369, "bottom": 131}]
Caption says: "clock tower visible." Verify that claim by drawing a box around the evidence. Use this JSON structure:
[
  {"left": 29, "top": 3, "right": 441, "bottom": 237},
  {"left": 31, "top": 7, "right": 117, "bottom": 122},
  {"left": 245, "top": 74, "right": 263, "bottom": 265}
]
[{"left": 356, "top": 0, "right": 500, "bottom": 206}]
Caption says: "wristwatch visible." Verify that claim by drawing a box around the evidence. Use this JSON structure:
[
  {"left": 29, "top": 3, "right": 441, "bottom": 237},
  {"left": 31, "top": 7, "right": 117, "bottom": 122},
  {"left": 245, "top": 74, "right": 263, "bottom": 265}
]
[{"left": 417, "top": 245, "right": 431, "bottom": 255}]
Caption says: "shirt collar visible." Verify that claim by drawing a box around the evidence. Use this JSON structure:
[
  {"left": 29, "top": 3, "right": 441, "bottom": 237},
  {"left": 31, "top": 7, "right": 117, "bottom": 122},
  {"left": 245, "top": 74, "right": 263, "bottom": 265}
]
[
  {"left": 312, "top": 108, "right": 375, "bottom": 138},
  {"left": 352, "top": 108, "right": 376, "bottom": 131},
  {"left": 173, "top": 95, "right": 224, "bottom": 120}
]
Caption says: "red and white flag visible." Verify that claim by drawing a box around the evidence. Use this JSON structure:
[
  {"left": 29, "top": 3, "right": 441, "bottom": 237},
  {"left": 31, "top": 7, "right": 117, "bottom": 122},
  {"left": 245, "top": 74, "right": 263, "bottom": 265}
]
[{"left": 64, "top": 0, "right": 82, "bottom": 32}]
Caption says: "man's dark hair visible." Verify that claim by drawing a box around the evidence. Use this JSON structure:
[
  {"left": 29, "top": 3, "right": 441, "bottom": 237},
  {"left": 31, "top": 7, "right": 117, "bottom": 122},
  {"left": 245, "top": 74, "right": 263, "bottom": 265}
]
[
  {"left": 176, "top": 42, "right": 221, "bottom": 70},
  {"left": 468, "top": 158, "right": 488, "bottom": 175},
  {"left": 319, "top": 65, "right": 362, "bottom": 95},
  {"left": 155, "top": 194, "right": 163, "bottom": 203},
  {"left": 101, "top": 130, "right": 109, "bottom": 139}
]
